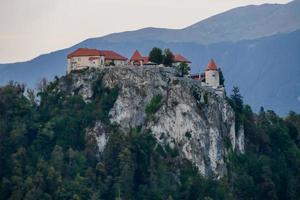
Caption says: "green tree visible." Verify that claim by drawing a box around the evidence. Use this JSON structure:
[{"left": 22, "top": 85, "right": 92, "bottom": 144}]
[
  {"left": 162, "top": 48, "right": 174, "bottom": 67},
  {"left": 149, "top": 47, "right": 163, "bottom": 64},
  {"left": 1, "top": 73, "right": 300, "bottom": 200},
  {"left": 228, "top": 86, "right": 244, "bottom": 130},
  {"left": 230, "top": 86, "right": 243, "bottom": 113},
  {"left": 218, "top": 68, "right": 225, "bottom": 86},
  {"left": 176, "top": 62, "right": 191, "bottom": 76},
  {"left": 118, "top": 147, "right": 135, "bottom": 199},
  {"left": 51, "top": 145, "right": 64, "bottom": 172},
  {"left": 145, "top": 94, "right": 163, "bottom": 118}
]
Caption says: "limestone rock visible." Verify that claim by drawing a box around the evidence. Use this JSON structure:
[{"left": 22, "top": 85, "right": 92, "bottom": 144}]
[
  {"left": 86, "top": 121, "right": 109, "bottom": 154},
  {"left": 59, "top": 66, "right": 244, "bottom": 177}
]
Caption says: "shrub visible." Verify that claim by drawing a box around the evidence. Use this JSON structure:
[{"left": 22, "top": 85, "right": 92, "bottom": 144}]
[
  {"left": 92, "top": 76, "right": 119, "bottom": 124},
  {"left": 185, "top": 131, "right": 192, "bottom": 139},
  {"left": 145, "top": 94, "right": 163, "bottom": 117},
  {"left": 172, "top": 79, "right": 180, "bottom": 85}
]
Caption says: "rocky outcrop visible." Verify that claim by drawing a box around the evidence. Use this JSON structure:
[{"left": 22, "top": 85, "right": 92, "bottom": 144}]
[
  {"left": 59, "top": 66, "right": 244, "bottom": 177},
  {"left": 86, "top": 121, "right": 108, "bottom": 154}
]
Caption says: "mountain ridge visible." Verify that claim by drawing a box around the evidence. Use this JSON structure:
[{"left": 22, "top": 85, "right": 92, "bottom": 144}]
[
  {"left": 0, "top": 1, "right": 299, "bottom": 115},
  {"left": 1, "top": 29, "right": 299, "bottom": 115},
  {"left": 1, "top": 0, "right": 299, "bottom": 65},
  {"left": 96, "top": 0, "right": 300, "bottom": 45}
]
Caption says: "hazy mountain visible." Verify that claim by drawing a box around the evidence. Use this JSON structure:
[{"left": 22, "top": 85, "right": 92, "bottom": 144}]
[
  {"left": 180, "top": 0, "right": 300, "bottom": 44},
  {"left": 0, "top": 0, "right": 299, "bottom": 115},
  {"left": 99, "top": 0, "right": 300, "bottom": 44},
  {"left": 1, "top": 30, "right": 299, "bottom": 115}
]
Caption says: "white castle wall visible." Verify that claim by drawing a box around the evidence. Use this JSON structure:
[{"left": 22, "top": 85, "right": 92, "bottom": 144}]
[
  {"left": 205, "top": 70, "right": 220, "bottom": 88},
  {"left": 67, "top": 56, "right": 105, "bottom": 73},
  {"left": 67, "top": 55, "right": 129, "bottom": 73}
]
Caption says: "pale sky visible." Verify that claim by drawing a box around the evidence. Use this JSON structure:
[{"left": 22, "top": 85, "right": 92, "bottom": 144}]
[{"left": 0, "top": 0, "right": 291, "bottom": 63}]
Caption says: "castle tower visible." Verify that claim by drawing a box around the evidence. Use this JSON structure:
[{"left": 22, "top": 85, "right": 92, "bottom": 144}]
[
  {"left": 205, "top": 58, "right": 220, "bottom": 88},
  {"left": 130, "top": 50, "right": 144, "bottom": 66}
]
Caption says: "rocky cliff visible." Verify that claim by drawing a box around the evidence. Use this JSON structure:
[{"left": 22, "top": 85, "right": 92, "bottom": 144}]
[{"left": 58, "top": 66, "right": 244, "bottom": 178}]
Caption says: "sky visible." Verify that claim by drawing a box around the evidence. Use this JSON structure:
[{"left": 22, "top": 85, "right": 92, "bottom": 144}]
[{"left": 0, "top": 0, "right": 292, "bottom": 63}]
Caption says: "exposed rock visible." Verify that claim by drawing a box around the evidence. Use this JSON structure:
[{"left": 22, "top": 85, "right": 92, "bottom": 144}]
[
  {"left": 236, "top": 125, "right": 245, "bottom": 154},
  {"left": 86, "top": 121, "right": 109, "bottom": 154},
  {"left": 59, "top": 65, "right": 244, "bottom": 177}
]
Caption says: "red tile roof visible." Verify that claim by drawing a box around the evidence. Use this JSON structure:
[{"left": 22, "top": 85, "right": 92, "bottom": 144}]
[
  {"left": 130, "top": 50, "right": 144, "bottom": 61},
  {"left": 67, "top": 48, "right": 127, "bottom": 61},
  {"left": 142, "top": 57, "right": 149, "bottom": 63},
  {"left": 206, "top": 58, "right": 218, "bottom": 71},
  {"left": 174, "top": 54, "right": 191, "bottom": 63},
  {"left": 99, "top": 50, "right": 127, "bottom": 61},
  {"left": 67, "top": 48, "right": 100, "bottom": 58},
  {"left": 130, "top": 50, "right": 152, "bottom": 65}
]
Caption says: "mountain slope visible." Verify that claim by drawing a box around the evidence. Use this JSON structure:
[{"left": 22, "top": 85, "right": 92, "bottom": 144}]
[
  {"left": 180, "top": 0, "right": 300, "bottom": 44},
  {"left": 98, "top": 0, "right": 300, "bottom": 44},
  {"left": 1, "top": 30, "right": 299, "bottom": 114},
  {"left": 0, "top": 0, "right": 300, "bottom": 114}
]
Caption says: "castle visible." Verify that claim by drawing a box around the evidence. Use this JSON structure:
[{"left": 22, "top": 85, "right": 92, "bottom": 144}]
[
  {"left": 67, "top": 48, "right": 224, "bottom": 96},
  {"left": 129, "top": 50, "right": 191, "bottom": 68},
  {"left": 67, "top": 48, "right": 191, "bottom": 72},
  {"left": 190, "top": 58, "right": 225, "bottom": 96},
  {"left": 67, "top": 48, "right": 128, "bottom": 73}
]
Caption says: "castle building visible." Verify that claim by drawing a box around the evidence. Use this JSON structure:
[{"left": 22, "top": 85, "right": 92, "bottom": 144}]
[
  {"left": 173, "top": 54, "right": 192, "bottom": 68},
  {"left": 67, "top": 48, "right": 128, "bottom": 73},
  {"left": 129, "top": 50, "right": 153, "bottom": 66},
  {"left": 129, "top": 50, "right": 191, "bottom": 67},
  {"left": 205, "top": 58, "right": 220, "bottom": 88},
  {"left": 190, "top": 73, "right": 205, "bottom": 81},
  {"left": 191, "top": 58, "right": 225, "bottom": 97}
]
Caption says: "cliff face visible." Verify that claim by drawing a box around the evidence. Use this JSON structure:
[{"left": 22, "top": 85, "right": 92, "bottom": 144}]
[{"left": 58, "top": 66, "right": 244, "bottom": 177}]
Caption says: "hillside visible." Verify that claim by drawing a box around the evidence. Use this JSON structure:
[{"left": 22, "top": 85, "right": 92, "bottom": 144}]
[{"left": 1, "top": 66, "right": 300, "bottom": 199}]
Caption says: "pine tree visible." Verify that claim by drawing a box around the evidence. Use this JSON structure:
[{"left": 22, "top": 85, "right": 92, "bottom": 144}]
[{"left": 230, "top": 86, "right": 243, "bottom": 113}]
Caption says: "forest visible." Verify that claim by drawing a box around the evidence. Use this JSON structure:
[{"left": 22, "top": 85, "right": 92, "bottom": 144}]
[{"left": 0, "top": 79, "right": 300, "bottom": 200}]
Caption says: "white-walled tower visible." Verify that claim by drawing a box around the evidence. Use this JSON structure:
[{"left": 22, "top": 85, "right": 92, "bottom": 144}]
[{"left": 205, "top": 59, "right": 220, "bottom": 88}]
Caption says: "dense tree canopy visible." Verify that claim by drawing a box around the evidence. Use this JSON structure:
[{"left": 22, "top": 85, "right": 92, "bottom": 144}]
[
  {"left": 149, "top": 47, "right": 175, "bottom": 67},
  {"left": 0, "top": 80, "right": 300, "bottom": 200}
]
